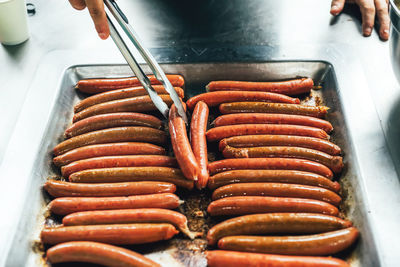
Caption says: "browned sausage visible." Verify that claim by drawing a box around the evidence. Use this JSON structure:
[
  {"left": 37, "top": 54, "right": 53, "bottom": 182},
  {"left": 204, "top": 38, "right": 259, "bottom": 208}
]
[
  {"left": 169, "top": 104, "right": 200, "bottom": 181},
  {"left": 219, "top": 135, "right": 341, "bottom": 156},
  {"left": 53, "top": 127, "right": 166, "bottom": 156},
  {"left": 74, "top": 85, "right": 184, "bottom": 113},
  {"left": 219, "top": 102, "right": 329, "bottom": 118},
  {"left": 211, "top": 183, "right": 341, "bottom": 206},
  {"left": 46, "top": 241, "right": 161, "bottom": 267},
  {"left": 213, "top": 113, "right": 333, "bottom": 133},
  {"left": 217, "top": 227, "right": 359, "bottom": 256},
  {"left": 65, "top": 113, "right": 163, "bottom": 138},
  {"left": 76, "top": 74, "right": 185, "bottom": 94},
  {"left": 62, "top": 209, "right": 200, "bottom": 239},
  {"left": 206, "top": 78, "right": 314, "bottom": 95},
  {"left": 41, "top": 223, "right": 178, "bottom": 245},
  {"left": 206, "top": 124, "right": 329, "bottom": 141},
  {"left": 186, "top": 91, "right": 300, "bottom": 110},
  {"left": 190, "top": 101, "right": 210, "bottom": 189},
  {"left": 208, "top": 158, "right": 334, "bottom": 179},
  {"left": 53, "top": 142, "right": 166, "bottom": 167},
  {"left": 68, "top": 167, "right": 194, "bottom": 190},
  {"left": 207, "top": 213, "right": 352, "bottom": 245},
  {"left": 207, "top": 170, "right": 340, "bottom": 192},
  {"left": 61, "top": 155, "right": 177, "bottom": 178},
  {"left": 206, "top": 250, "right": 350, "bottom": 267},
  {"left": 207, "top": 196, "right": 339, "bottom": 216},
  {"left": 48, "top": 193, "right": 181, "bottom": 215},
  {"left": 222, "top": 146, "right": 343, "bottom": 174},
  {"left": 44, "top": 180, "right": 176, "bottom": 198}
]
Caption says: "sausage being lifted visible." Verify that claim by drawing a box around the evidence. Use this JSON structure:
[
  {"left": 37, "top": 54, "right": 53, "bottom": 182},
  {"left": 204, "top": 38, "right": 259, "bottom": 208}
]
[
  {"left": 217, "top": 227, "right": 359, "bottom": 256},
  {"left": 44, "top": 180, "right": 176, "bottom": 198},
  {"left": 41, "top": 223, "right": 178, "bottom": 245},
  {"left": 47, "top": 241, "right": 161, "bottom": 267},
  {"left": 48, "top": 193, "right": 181, "bottom": 215},
  {"left": 206, "top": 78, "right": 314, "bottom": 95},
  {"left": 206, "top": 250, "right": 350, "bottom": 267},
  {"left": 207, "top": 213, "right": 352, "bottom": 245},
  {"left": 76, "top": 74, "right": 185, "bottom": 94},
  {"left": 186, "top": 91, "right": 300, "bottom": 110},
  {"left": 219, "top": 102, "right": 329, "bottom": 118}
]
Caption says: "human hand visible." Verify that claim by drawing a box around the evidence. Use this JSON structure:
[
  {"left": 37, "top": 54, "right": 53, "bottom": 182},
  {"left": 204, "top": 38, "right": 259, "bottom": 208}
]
[
  {"left": 69, "top": 0, "right": 110, "bottom": 40},
  {"left": 330, "top": 0, "right": 390, "bottom": 40}
]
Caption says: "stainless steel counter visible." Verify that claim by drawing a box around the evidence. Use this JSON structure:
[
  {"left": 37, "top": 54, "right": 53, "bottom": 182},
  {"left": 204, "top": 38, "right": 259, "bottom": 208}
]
[{"left": 1, "top": 0, "right": 400, "bottom": 266}]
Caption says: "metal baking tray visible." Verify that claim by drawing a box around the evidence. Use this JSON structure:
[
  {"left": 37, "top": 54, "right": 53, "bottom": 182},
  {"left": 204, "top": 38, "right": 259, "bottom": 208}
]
[{"left": 0, "top": 62, "right": 381, "bottom": 266}]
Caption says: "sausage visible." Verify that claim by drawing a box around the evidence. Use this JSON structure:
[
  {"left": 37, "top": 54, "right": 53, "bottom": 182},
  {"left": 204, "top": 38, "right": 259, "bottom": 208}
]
[
  {"left": 222, "top": 146, "right": 343, "bottom": 174},
  {"left": 207, "top": 170, "right": 340, "bottom": 192},
  {"left": 206, "top": 78, "right": 314, "bottom": 95},
  {"left": 76, "top": 74, "right": 185, "bottom": 94},
  {"left": 41, "top": 223, "right": 178, "bottom": 245},
  {"left": 65, "top": 113, "right": 163, "bottom": 138},
  {"left": 190, "top": 101, "right": 210, "bottom": 188},
  {"left": 73, "top": 95, "right": 175, "bottom": 122},
  {"left": 208, "top": 158, "right": 334, "bottom": 179},
  {"left": 46, "top": 241, "right": 161, "bottom": 267},
  {"left": 53, "top": 142, "right": 166, "bottom": 167},
  {"left": 48, "top": 193, "right": 181, "bottom": 215},
  {"left": 44, "top": 180, "right": 176, "bottom": 198},
  {"left": 207, "top": 196, "right": 339, "bottom": 216},
  {"left": 219, "top": 102, "right": 329, "bottom": 118},
  {"left": 217, "top": 227, "right": 359, "bottom": 256},
  {"left": 53, "top": 127, "right": 166, "bottom": 156},
  {"left": 74, "top": 85, "right": 184, "bottom": 113},
  {"left": 211, "top": 183, "right": 341, "bottom": 206},
  {"left": 205, "top": 250, "right": 350, "bottom": 267},
  {"left": 206, "top": 124, "right": 329, "bottom": 142},
  {"left": 207, "top": 213, "right": 352, "bottom": 245},
  {"left": 69, "top": 167, "right": 194, "bottom": 190},
  {"left": 62, "top": 209, "right": 200, "bottom": 239},
  {"left": 219, "top": 135, "right": 341, "bottom": 156},
  {"left": 169, "top": 104, "right": 200, "bottom": 181},
  {"left": 213, "top": 113, "right": 333, "bottom": 133},
  {"left": 186, "top": 91, "right": 300, "bottom": 110},
  {"left": 61, "top": 155, "right": 178, "bottom": 178}
]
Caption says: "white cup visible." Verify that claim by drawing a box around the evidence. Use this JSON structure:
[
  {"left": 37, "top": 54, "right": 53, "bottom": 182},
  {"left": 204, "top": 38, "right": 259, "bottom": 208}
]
[{"left": 0, "top": 0, "right": 29, "bottom": 45}]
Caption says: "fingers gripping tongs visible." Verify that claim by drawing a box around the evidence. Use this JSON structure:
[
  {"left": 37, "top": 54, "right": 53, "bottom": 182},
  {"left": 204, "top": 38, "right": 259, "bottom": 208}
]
[{"left": 104, "top": 0, "right": 188, "bottom": 123}]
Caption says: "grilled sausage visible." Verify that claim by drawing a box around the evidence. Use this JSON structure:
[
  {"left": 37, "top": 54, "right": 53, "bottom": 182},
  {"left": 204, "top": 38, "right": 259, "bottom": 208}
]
[
  {"left": 44, "top": 180, "right": 176, "bottom": 198},
  {"left": 208, "top": 158, "right": 334, "bottom": 178},
  {"left": 62, "top": 209, "right": 200, "bottom": 239},
  {"left": 76, "top": 74, "right": 185, "bottom": 94},
  {"left": 217, "top": 227, "right": 359, "bottom": 256},
  {"left": 219, "top": 135, "right": 341, "bottom": 156},
  {"left": 207, "top": 213, "right": 352, "bottom": 245},
  {"left": 61, "top": 155, "right": 178, "bottom": 178},
  {"left": 46, "top": 241, "right": 161, "bottom": 267},
  {"left": 207, "top": 170, "right": 340, "bottom": 192},
  {"left": 186, "top": 91, "right": 300, "bottom": 110},
  {"left": 206, "top": 78, "right": 314, "bottom": 95},
  {"left": 53, "top": 142, "right": 166, "bottom": 167},
  {"left": 74, "top": 85, "right": 184, "bottom": 113},
  {"left": 65, "top": 113, "right": 163, "bottom": 138},
  {"left": 190, "top": 101, "right": 210, "bottom": 188},
  {"left": 205, "top": 250, "right": 350, "bottom": 267},
  {"left": 48, "top": 193, "right": 181, "bottom": 215},
  {"left": 213, "top": 113, "right": 333, "bottom": 133},
  {"left": 211, "top": 183, "right": 341, "bottom": 206},
  {"left": 206, "top": 124, "right": 329, "bottom": 141},
  {"left": 68, "top": 167, "right": 194, "bottom": 189},
  {"left": 219, "top": 102, "right": 329, "bottom": 118},
  {"left": 41, "top": 223, "right": 178, "bottom": 245},
  {"left": 53, "top": 127, "right": 166, "bottom": 156}
]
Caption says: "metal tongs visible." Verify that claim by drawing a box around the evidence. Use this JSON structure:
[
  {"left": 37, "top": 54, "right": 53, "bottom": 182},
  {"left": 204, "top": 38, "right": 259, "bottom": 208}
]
[{"left": 104, "top": 0, "right": 188, "bottom": 123}]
